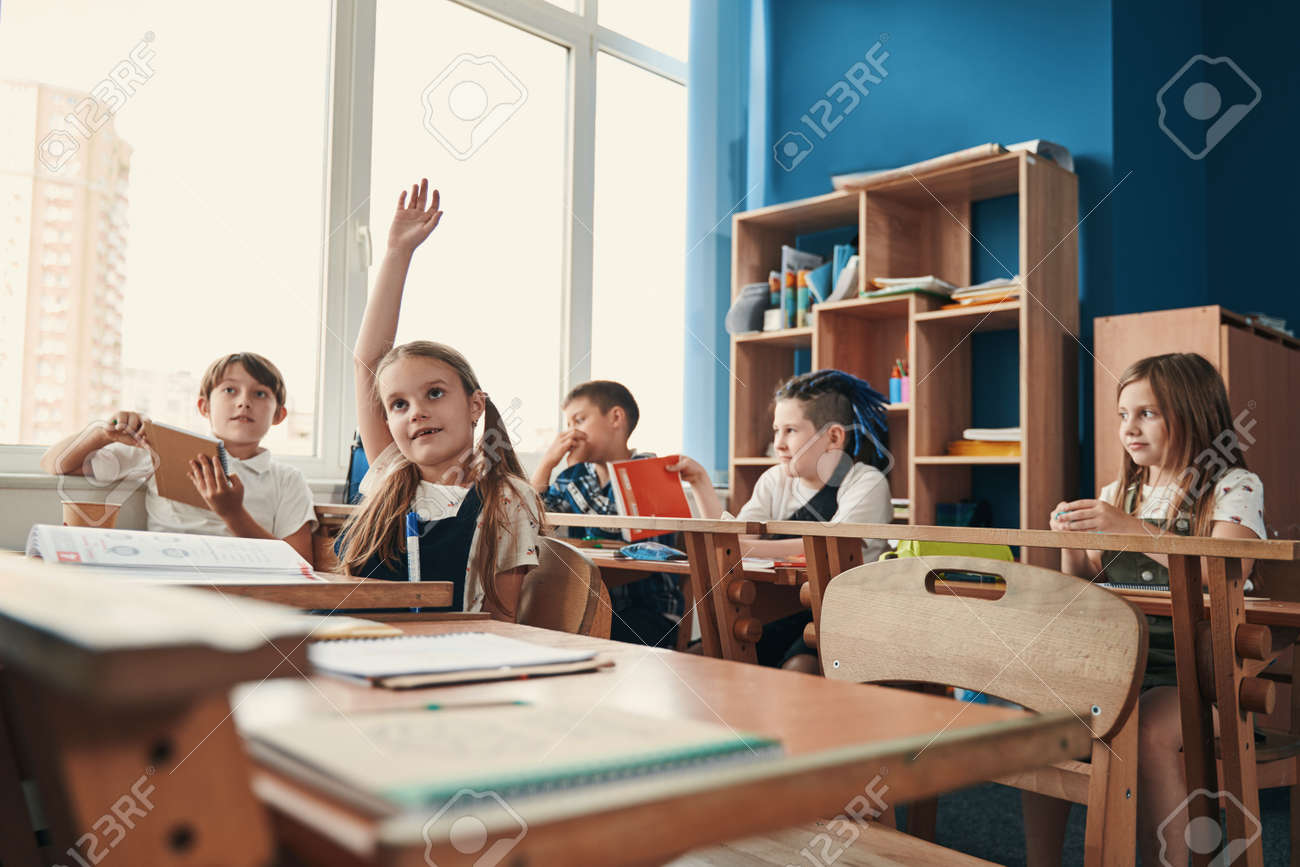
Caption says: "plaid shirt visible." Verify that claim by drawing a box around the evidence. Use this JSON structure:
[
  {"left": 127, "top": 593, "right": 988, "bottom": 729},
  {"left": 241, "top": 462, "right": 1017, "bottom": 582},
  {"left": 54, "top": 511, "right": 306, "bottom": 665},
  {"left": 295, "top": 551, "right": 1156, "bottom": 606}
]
[{"left": 542, "top": 453, "right": 683, "bottom": 618}]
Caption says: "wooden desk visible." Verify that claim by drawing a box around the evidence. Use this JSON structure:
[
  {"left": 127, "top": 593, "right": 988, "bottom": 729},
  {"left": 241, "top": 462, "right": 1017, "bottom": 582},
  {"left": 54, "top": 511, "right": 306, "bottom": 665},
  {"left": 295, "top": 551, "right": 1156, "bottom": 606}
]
[
  {"left": 544, "top": 515, "right": 772, "bottom": 662},
  {"left": 247, "top": 620, "right": 1091, "bottom": 866},
  {"left": 777, "top": 521, "right": 1300, "bottom": 867}
]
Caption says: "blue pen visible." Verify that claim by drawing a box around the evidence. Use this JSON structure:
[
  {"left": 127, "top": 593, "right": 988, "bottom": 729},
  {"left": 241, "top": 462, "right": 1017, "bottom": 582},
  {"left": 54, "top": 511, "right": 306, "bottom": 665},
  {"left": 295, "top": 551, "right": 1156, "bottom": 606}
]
[{"left": 405, "top": 511, "right": 421, "bottom": 582}]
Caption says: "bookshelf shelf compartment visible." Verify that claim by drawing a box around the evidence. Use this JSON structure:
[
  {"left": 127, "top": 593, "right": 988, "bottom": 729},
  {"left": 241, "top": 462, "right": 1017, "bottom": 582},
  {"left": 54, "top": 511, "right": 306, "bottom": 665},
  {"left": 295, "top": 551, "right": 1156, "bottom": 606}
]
[
  {"left": 914, "top": 455, "right": 1023, "bottom": 466},
  {"left": 734, "top": 327, "right": 813, "bottom": 348},
  {"left": 913, "top": 301, "right": 1021, "bottom": 332}
]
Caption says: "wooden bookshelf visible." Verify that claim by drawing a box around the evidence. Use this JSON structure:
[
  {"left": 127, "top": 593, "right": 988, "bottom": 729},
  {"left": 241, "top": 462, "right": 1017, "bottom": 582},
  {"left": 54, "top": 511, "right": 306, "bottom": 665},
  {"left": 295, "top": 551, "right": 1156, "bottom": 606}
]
[{"left": 728, "top": 151, "right": 1078, "bottom": 567}]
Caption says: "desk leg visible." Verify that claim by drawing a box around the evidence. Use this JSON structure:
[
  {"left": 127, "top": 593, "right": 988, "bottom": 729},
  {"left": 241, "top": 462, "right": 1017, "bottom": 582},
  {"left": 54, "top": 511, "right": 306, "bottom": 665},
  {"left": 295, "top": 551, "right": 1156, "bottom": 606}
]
[
  {"left": 683, "top": 532, "right": 722, "bottom": 659},
  {"left": 1168, "top": 554, "right": 1218, "bottom": 867},
  {"left": 1205, "top": 556, "right": 1263, "bottom": 867},
  {"left": 703, "top": 533, "right": 758, "bottom": 664}
]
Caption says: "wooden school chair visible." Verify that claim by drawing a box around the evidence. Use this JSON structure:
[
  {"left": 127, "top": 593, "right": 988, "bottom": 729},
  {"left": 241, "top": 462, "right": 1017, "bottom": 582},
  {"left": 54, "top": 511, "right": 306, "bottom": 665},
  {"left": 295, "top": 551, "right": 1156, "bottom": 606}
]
[
  {"left": 827, "top": 555, "right": 1146, "bottom": 865},
  {"left": 311, "top": 502, "right": 357, "bottom": 572},
  {"left": 517, "top": 536, "right": 612, "bottom": 638},
  {"left": 684, "top": 554, "right": 1147, "bottom": 866}
]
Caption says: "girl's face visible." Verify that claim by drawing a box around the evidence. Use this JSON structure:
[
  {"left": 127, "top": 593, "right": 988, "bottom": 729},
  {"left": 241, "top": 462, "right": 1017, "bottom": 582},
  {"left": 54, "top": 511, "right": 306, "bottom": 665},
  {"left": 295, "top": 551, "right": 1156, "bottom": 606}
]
[
  {"left": 1117, "top": 378, "right": 1171, "bottom": 470},
  {"left": 773, "top": 398, "right": 844, "bottom": 482},
  {"left": 378, "top": 356, "right": 483, "bottom": 476}
]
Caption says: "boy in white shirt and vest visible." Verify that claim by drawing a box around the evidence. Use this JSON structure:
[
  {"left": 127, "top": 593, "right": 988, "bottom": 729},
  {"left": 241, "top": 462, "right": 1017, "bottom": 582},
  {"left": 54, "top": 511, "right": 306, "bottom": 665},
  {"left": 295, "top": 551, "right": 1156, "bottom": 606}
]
[{"left": 41, "top": 352, "right": 317, "bottom": 563}]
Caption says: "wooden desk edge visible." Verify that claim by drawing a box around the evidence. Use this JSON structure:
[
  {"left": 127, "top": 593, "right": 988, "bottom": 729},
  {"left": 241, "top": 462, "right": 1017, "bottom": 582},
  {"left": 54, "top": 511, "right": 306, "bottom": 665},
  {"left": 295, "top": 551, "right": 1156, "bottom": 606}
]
[
  {"left": 544, "top": 513, "right": 763, "bottom": 534},
  {"left": 255, "top": 711, "right": 1088, "bottom": 867},
  {"left": 767, "top": 521, "right": 1300, "bottom": 560}
]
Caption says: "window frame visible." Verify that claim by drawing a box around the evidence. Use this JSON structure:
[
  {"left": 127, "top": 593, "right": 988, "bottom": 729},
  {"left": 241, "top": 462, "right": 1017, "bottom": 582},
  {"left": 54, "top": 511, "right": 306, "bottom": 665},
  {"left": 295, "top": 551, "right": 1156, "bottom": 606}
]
[{"left": 0, "top": 0, "right": 687, "bottom": 482}]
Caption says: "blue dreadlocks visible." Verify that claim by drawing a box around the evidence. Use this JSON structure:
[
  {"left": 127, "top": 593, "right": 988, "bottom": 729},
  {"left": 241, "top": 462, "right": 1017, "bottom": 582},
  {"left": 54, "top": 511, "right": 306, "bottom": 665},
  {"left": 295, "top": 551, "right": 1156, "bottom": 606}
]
[{"left": 773, "top": 369, "right": 891, "bottom": 471}]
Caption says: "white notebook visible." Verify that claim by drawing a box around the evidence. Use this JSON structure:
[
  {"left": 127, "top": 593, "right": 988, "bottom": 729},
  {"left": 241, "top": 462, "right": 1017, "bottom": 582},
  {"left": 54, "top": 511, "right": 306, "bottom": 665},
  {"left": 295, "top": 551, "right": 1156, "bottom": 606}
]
[{"left": 307, "top": 632, "right": 606, "bottom": 688}]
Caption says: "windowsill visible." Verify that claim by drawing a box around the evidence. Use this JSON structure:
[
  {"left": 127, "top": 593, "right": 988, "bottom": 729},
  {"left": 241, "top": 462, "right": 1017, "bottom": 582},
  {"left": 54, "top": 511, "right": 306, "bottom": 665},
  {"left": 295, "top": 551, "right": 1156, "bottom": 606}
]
[{"left": 0, "top": 471, "right": 348, "bottom": 502}]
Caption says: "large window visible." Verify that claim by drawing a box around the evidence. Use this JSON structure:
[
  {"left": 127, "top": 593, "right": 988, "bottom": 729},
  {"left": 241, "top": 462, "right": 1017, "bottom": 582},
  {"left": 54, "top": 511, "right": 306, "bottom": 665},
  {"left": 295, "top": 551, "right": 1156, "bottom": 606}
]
[
  {"left": 0, "top": 0, "right": 688, "bottom": 477},
  {"left": 0, "top": 0, "right": 331, "bottom": 457},
  {"left": 370, "top": 0, "right": 567, "bottom": 454}
]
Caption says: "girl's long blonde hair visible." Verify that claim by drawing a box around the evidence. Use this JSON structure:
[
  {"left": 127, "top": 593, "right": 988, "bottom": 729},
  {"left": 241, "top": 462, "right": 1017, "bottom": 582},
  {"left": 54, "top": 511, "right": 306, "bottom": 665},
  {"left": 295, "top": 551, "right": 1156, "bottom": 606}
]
[
  {"left": 338, "top": 341, "right": 541, "bottom": 611},
  {"left": 1111, "top": 352, "right": 1247, "bottom": 536}
]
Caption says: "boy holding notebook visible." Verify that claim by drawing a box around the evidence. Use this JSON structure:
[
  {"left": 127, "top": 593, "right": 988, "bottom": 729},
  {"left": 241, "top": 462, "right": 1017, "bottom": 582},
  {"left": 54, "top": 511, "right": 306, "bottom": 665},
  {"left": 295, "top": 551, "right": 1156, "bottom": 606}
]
[
  {"left": 530, "top": 380, "right": 720, "bottom": 647},
  {"left": 40, "top": 352, "right": 317, "bottom": 562}
]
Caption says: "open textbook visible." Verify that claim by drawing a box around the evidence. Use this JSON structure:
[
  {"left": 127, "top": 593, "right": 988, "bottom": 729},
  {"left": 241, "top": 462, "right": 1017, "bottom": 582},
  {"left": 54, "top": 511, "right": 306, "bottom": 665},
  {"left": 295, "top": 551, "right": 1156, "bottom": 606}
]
[{"left": 26, "top": 524, "right": 320, "bottom": 583}]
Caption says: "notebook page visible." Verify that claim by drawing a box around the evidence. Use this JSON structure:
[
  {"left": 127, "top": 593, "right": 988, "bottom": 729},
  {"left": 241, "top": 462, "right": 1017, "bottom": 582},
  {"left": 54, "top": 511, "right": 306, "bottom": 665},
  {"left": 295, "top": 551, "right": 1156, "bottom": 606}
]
[{"left": 307, "top": 632, "right": 597, "bottom": 679}]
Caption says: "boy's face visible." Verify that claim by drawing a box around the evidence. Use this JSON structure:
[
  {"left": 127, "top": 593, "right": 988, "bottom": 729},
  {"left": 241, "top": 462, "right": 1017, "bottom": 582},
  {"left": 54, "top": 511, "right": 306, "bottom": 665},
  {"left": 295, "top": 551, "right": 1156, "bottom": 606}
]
[
  {"left": 773, "top": 398, "right": 844, "bottom": 482},
  {"left": 379, "top": 356, "right": 483, "bottom": 473},
  {"left": 562, "top": 396, "right": 626, "bottom": 465},
  {"left": 198, "top": 362, "right": 286, "bottom": 448},
  {"left": 1117, "top": 378, "right": 1170, "bottom": 471}
]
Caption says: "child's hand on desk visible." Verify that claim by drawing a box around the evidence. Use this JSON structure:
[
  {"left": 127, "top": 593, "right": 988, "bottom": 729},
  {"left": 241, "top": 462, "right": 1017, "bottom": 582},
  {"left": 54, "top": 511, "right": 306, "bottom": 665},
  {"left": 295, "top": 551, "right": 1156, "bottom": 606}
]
[
  {"left": 1053, "top": 498, "right": 1143, "bottom": 534},
  {"left": 387, "top": 178, "right": 443, "bottom": 254},
  {"left": 189, "top": 454, "right": 245, "bottom": 518}
]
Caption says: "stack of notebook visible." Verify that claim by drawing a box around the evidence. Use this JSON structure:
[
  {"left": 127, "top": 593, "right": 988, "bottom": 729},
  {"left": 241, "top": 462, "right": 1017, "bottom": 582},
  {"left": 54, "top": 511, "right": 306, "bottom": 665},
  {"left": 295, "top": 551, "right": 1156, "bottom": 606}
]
[
  {"left": 942, "top": 276, "right": 1021, "bottom": 309},
  {"left": 947, "top": 427, "right": 1022, "bottom": 458}
]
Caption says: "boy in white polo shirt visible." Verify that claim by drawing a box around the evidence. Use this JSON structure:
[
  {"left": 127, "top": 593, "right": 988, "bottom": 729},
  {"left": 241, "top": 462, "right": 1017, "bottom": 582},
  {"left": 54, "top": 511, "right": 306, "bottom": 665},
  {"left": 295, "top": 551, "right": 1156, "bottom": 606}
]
[{"left": 41, "top": 352, "right": 317, "bottom": 563}]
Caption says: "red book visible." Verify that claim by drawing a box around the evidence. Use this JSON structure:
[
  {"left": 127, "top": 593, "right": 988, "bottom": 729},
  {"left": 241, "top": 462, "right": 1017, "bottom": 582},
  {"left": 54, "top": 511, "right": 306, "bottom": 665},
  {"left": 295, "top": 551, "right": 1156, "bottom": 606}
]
[{"left": 607, "top": 455, "right": 693, "bottom": 541}]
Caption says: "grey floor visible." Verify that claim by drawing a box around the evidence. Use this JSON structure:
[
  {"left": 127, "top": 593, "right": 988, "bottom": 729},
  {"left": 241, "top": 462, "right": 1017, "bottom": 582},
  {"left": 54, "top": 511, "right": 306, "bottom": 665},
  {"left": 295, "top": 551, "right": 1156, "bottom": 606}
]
[{"left": 917, "top": 783, "right": 1289, "bottom": 865}]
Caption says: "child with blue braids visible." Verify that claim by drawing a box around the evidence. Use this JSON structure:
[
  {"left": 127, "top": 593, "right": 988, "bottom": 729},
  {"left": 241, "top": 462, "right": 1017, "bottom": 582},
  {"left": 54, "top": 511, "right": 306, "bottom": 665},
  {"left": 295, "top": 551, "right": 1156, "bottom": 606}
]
[{"left": 671, "top": 369, "right": 893, "bottom": 672}]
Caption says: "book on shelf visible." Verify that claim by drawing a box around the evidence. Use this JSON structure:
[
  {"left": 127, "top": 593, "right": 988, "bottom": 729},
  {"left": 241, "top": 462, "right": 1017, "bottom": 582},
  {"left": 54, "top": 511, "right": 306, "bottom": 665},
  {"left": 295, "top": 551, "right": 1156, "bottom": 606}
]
[
  {"left": 962, "top": 427, "right": 1021, "bottom": 442},
  {"left": 607, "top": 455, "right": 694, "bottom": 542},
  {"left": 869, "top": 275, "right": 957, "bottom": 296},
  {"left": 826, "top": 253, "right": 859, "bottom": 303},
  {"left": 25, "top": 524, "right": 320, "bottom": 583},
  {"left": 946, "top": 441, "right": 1022, "bottom": 457},
  {"left": 244, "top": 702, "right": 782, "bottom": 814}
]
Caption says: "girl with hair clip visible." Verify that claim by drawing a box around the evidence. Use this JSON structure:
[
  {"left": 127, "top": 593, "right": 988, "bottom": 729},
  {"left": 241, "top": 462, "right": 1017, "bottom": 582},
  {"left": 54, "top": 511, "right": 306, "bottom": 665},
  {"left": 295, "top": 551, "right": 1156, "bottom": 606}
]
[
  {"left": 674, "top": 369, "right": 893, "bottom": 671},
  {"left": 337, "top": 179, "right": 542, "bottom": 619},
  {"left": 1022, "top": 352, "right": 1265, "bottom": 867}
]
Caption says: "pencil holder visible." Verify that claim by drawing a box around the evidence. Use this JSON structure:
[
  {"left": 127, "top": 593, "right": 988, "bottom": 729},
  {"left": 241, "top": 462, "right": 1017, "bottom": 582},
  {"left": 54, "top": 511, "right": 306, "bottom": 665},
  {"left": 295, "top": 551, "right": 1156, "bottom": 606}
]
[
  {"left": 889, "top": 377, "right": 902, "bottom": 405},
  {"left": 900, "top": 375, "right": 911, "bottom": 403}
]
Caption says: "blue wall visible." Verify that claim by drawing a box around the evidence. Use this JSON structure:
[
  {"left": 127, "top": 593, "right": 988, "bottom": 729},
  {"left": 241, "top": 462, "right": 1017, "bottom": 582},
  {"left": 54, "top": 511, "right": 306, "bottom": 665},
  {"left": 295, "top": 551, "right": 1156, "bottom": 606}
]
[{"left": 683, "top": 0, "right": 1298, "bottom": 495}]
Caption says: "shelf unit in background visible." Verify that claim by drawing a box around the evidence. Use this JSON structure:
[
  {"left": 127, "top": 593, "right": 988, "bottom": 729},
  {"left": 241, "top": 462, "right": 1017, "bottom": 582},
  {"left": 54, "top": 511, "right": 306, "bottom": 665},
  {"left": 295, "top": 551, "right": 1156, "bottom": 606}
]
[{"left": 728, "top": 151, "right": 1079, "bottom": 565}]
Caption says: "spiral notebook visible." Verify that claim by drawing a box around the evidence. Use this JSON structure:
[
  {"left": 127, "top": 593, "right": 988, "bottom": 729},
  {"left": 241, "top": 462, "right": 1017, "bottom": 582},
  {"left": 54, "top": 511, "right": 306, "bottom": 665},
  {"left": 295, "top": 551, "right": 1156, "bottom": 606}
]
[
  {"left": 246, "top": 703, "right": 782, "bottom": 814},
  {"left": 307, "top": 631, "right": 612, "bottom": 688}
]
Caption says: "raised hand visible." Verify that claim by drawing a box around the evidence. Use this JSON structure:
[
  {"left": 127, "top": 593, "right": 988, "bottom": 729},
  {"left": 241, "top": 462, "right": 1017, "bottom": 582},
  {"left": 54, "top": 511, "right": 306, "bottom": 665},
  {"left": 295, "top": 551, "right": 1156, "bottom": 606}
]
[{"left": 387, "top": 178, "right": 443, "bottom": 254}]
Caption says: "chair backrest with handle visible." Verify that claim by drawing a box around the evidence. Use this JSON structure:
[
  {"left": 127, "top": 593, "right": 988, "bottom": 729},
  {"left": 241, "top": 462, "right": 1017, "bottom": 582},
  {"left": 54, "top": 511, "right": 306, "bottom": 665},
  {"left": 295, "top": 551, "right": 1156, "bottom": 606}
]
[
  {"left": 819, "top": 556, "right": 1147, "bottom": 739},
  {"left": 517, "top": 537, "right": 611, "bottom": 638}
]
